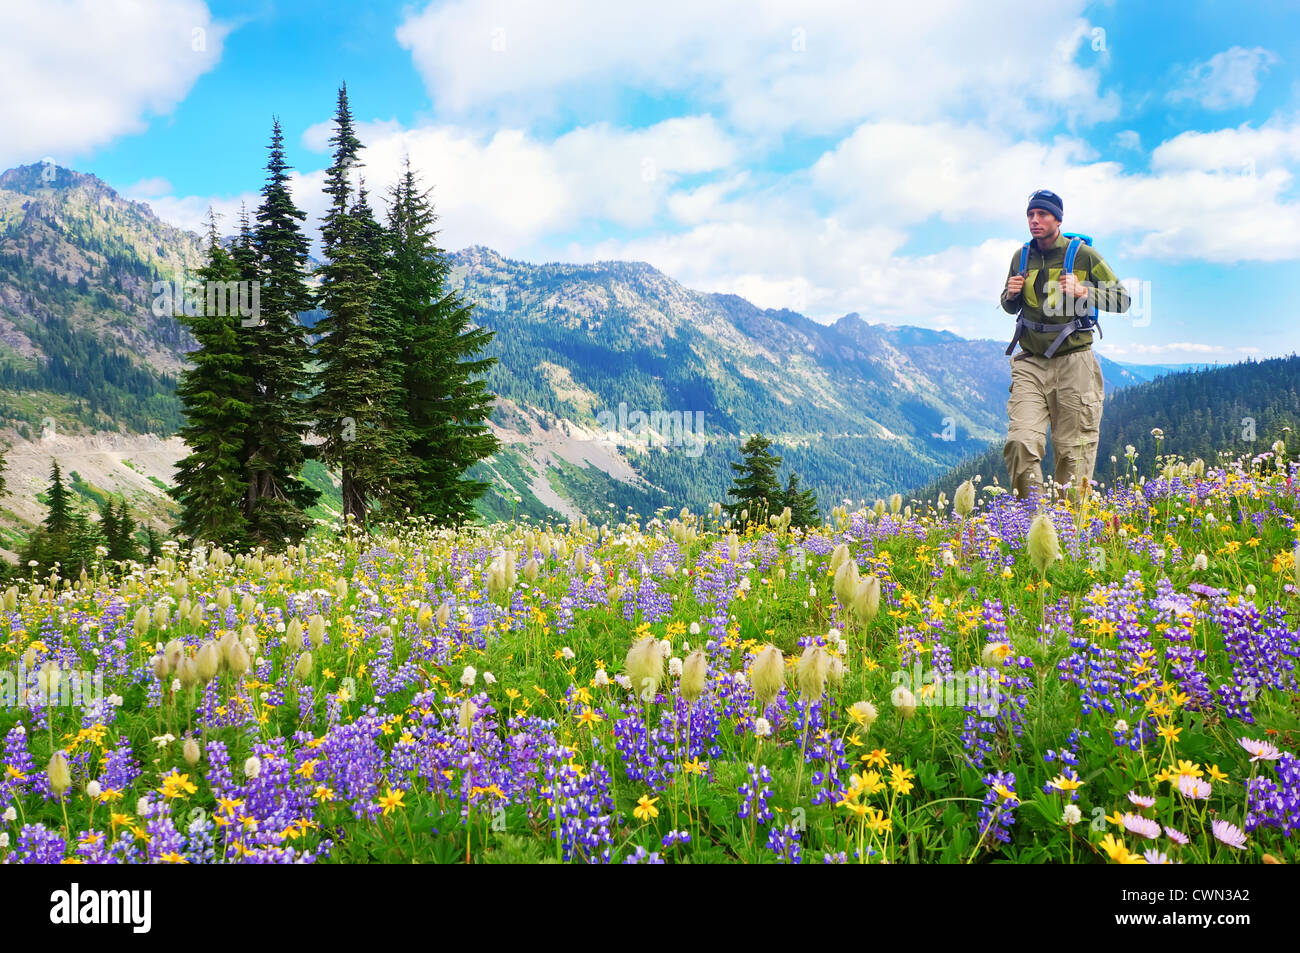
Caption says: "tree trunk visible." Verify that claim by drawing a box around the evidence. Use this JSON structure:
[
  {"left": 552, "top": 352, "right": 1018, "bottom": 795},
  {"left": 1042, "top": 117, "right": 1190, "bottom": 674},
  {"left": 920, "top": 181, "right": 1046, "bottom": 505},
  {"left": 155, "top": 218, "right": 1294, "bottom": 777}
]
[{"left": 342, "top": 469, "right": 367, "bottom": 531}]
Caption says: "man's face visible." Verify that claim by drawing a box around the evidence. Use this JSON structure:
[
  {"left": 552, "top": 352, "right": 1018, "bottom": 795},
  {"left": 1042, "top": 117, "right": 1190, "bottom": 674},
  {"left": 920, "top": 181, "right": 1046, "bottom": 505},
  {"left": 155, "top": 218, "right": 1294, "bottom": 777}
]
[{"left": 1028, "top": 208, "right": 1059, "bottom": 240}]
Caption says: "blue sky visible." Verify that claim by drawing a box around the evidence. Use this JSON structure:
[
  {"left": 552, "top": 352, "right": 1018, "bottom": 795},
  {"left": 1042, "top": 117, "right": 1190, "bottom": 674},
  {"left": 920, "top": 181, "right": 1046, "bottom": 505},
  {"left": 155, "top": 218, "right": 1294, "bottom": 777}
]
[{"left": 3, "top": 0, "right": 1299, "bottom": 364}]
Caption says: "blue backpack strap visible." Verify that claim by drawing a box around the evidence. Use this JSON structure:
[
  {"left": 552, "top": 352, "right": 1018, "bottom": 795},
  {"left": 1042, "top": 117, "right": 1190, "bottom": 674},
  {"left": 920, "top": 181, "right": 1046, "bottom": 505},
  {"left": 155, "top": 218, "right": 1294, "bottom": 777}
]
[
  {"left": 1006, "top": 242, "right": 1034, "bottom": 355},
  {"left": 1058, "top": 236, "right": 1102, "bottom": 338},
  {"left": 1062, "top": 236, "right": 1082, "bottom": 274}
]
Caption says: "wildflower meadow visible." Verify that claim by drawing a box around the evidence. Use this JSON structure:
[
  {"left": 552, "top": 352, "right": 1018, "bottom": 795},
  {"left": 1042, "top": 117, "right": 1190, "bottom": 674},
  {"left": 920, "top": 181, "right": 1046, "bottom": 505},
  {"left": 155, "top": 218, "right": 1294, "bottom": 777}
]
[{"left": 1, "top": 449, "right": 1297, "bottom": 865}]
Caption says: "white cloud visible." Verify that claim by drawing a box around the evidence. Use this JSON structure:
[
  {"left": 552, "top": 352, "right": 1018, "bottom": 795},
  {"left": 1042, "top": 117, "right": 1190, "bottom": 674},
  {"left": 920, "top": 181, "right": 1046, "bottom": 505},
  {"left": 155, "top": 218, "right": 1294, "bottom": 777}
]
[
  {"left": 806, "top": 116, "right": 1300, "bottom": 264},
  {"left": 0, "top": 0, "right": 228, "bottom": 167},
  {"left": 395, "top": 0, "right": 1119, "bottom": 137},
  {"left": 1114, "top": 130, "right": 1141, "bottom": 151},
  {"left": 343, "top": 115, "right": 739, "bottom": 245},
  {"left": 1168, "top": 46, "right": 1279, "bottom": 111},
  {"left": 1149, "top": 116, "right": 1300, "bottom": 173},
  {"left": 121, "top": 177, "right": 174, "bottom": 199},
  {"left": 135, "top": 190, "right": 262, "bottom": 238},
  {"left": 138, "top": 114, "right": 739, "bottom": 253},
  {"left": 808, "top": 121, "right": 1098, "bottom": 227},
  {"left": 571, "top": 198, "right": 1018, "bottom": 336},
  {"left": 666, "top": 171, "right": 753, "bottom": 225}
]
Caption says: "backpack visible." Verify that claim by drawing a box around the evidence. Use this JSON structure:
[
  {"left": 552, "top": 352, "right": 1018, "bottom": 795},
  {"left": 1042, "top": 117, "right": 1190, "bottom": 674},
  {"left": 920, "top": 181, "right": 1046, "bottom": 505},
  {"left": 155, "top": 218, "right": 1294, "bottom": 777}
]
[{"left": 1005, "top": 232, "right": 1103, "bottom": 358}]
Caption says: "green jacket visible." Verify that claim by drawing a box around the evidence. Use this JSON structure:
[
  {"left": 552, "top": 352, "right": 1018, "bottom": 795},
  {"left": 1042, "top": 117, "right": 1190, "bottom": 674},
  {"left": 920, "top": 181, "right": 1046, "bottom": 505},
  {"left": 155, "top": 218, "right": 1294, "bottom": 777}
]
[{"left": 1000, "top": 232, "right": 1130, "bottom": 357}]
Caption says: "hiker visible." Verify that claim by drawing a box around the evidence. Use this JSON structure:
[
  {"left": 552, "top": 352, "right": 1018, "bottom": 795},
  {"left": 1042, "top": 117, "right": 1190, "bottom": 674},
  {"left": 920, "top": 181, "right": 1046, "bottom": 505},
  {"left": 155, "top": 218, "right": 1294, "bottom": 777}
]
[{"left": 1000, "top": 189, "right": 1130, "bottom": 503}]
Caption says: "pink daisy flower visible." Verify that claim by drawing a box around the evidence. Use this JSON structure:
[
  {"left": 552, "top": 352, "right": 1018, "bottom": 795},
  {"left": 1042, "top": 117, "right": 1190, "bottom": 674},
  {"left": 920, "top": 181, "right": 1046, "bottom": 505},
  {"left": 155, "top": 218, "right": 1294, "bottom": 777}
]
[
  {"left": 1176, "top": 774, "right": 1212, "bottom": 800},
  {"left": 1164, "top": 825, "right": 1189, "bottom": 845},
  {"left": 1211, "top": 820, "right": 1247, "bottom": 849},
  {"left": 1126, "top": 791, "right": 1156, "bottom": 809},
  {"left": 1142, "top": 849, "right": 1173, "bottom": 864},
  {"left": 1238, "top": 737, "right": 1282, "bottom": 762},
  {"left": 1121, "top": 812, "right": 1162, "bottom": 839}
]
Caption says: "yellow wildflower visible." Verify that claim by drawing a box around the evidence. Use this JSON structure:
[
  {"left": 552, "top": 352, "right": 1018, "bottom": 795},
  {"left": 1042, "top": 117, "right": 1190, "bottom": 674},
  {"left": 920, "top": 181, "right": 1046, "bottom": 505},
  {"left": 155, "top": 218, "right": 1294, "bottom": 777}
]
[{"left": 633, "top": 794, "right": 659, "bottom": 822}]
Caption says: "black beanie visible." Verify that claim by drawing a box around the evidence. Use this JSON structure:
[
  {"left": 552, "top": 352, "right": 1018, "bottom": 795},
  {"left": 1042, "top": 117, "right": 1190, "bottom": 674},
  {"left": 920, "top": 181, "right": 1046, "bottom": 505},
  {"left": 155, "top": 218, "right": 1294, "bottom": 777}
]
[{"left": 1027, "top": 189, "right": 1063, "bottom": 221}]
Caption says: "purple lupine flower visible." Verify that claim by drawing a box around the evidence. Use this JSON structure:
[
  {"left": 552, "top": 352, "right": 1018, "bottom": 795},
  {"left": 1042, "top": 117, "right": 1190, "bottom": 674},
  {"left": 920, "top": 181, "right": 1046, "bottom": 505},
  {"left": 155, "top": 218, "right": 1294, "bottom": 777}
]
[
  {"left": 738, "top": 763, "right": 774, "bottom": 823},
  {"left": 976, "top": 771, "right": 1018, "bottom": 847},
  {"left": 765, "top": 824, "right": 803, "bottom": 864},
  {"left": 1245, "top": 752, "right": 1300, "bottom": 836}
]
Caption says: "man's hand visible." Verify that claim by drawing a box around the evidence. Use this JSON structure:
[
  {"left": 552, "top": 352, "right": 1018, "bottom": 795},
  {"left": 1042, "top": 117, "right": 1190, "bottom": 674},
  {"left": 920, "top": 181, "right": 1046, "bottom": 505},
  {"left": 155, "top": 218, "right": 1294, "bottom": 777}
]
[
  {"left": 1061, "top": 272, "right": 1089, "bottom": 298},
  {"left": 1004, "top": 274, "right": 1025, "bottom": 298}
]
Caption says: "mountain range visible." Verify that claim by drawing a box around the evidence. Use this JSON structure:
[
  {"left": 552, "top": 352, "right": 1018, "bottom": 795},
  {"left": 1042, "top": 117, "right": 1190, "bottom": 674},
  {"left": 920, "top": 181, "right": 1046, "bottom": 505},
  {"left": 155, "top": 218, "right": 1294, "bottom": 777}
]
[{"left": 0, "top": 163, "right": 1204, "bottom": 542}]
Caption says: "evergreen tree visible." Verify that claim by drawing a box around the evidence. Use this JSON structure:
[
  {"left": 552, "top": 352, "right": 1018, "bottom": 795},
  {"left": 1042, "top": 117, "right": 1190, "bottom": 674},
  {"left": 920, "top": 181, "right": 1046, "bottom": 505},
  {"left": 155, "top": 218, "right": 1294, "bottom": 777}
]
[
  {"left": 22, "top": 493, "right": 104, "bottom": 579},
  {"left": 143, "top": 525, "right": 163, "bottom": 563},
  {"left": 247, "top": 119, "right": 320, "bottom": 546},
  {"left": 17, "top": 529, "right": 58, "bottom": 577},
  {"left": 44, "top": 460, "right": 71, "bottom": 535},
  {"left": 380, "top": 158, "right": 500, "bottom": 524},
  {"left": 724, "top": 434, "right": 783, "bottom": 533},
  {"left": 169, "top": 212, "right": 253, "bottom": 547},
  {"left": 98, "top": 499, "right": 121, "bottom": 556},
  {"left": 66, "top": 508, "right": 100, "bottom": 577},
  {"left": 779, "top": 472, "right": 820, "bottom": 529},
  {"left": 108, "top": 499, "right": 140, "bottom": 563},
  {"left": 312, "top": 85, "right": 403, "bottom": 529}
]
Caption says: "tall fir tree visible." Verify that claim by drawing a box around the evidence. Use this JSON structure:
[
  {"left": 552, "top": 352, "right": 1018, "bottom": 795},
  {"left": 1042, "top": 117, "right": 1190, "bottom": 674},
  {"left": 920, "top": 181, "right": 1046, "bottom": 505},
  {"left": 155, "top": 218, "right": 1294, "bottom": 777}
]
[
  {"left": 247, "top": 120, "right": 319, "bottom": 545},
  {"left": 169, "top": 211, "right": 254, "bottom": 547},
  {"left": 380, "top": 157, "right": 500, "bottom": 524},
  {"left": 724, "top": 433, "right": 783, "bottom": 533},
  {"left": 312, "top": 85, "right": 403, "bottom": 529},
  {"left": 44, "top": 459, "right": 71, "bottom": 535}
]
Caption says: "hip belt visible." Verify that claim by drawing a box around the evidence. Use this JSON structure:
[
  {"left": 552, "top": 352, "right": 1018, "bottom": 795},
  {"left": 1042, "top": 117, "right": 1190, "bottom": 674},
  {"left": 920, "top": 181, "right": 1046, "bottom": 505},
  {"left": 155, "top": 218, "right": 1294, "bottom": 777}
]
[{"left": 1005, "top": 314, "right": 1102, "bottom": 359}]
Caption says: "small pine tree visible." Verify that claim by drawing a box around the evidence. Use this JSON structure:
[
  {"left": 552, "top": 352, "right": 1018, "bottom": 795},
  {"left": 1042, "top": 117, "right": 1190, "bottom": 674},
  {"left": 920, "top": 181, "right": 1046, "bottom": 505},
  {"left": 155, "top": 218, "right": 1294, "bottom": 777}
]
[
  {"left": 18, "top": 529, "right": 58, "bottom": 577},
  {"left": 779, "top": 472, "right": 820, "bottom": 529},
  {"left": 108, "top": 499, "right": 140, "bottom": 563},
  {"left": 143, "top": 525, "right": 163, "bottom": 563},
  {"left": 44, "top": 460, "right": 71, "bottom": 536},
  {"left": 724, "top": 434, "right": 783, "bottom": 533},
  {"left": 98, "top": 500, "right": 121, "bottom": 557},
  {"left": 66, "top": 508, "right": 102, "bottom": 578}
]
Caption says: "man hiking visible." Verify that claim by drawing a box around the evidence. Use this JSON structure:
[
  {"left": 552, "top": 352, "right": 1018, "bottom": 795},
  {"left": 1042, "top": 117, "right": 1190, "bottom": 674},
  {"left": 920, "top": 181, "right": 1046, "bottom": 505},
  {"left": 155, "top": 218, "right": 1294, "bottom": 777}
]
[{"left": 1000, "top": 189, "right": 1130, "bottom": 503}]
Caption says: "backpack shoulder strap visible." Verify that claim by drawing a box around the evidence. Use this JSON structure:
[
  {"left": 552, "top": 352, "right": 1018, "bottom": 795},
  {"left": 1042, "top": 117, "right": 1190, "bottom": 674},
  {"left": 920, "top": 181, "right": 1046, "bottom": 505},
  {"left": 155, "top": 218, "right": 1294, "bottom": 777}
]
[
  {"left": 1018, "top": 242, "right": 1032, "bottom": 276},
  {"left": 1060, "top": 237, "right": 1100, "bottom": 324},
  {"left": 1063, "top": 237, "right": 1083, "bottom": 274}
]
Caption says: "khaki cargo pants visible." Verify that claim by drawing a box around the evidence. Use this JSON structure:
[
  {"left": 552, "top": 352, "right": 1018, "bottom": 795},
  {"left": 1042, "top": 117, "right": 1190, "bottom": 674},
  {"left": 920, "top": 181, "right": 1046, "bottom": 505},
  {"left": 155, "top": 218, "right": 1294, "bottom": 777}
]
[{"left": 1003, "top": 348, "right": 1104, "bottom": 501}]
